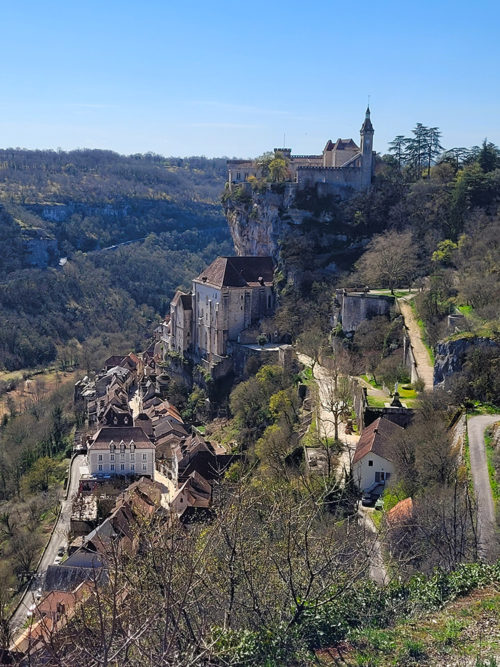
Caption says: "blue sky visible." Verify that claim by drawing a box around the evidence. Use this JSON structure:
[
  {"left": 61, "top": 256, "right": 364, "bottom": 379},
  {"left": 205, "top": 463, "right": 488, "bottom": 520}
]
[{"left": 1, "top": 0, "right": 498, "bottom": 158}]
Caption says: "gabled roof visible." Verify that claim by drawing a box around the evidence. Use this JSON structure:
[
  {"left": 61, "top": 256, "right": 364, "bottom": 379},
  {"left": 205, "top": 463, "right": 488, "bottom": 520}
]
[
  {"left": 324, "top": 138, "right": 359, "bottom": 152},
  {"left": 172, "top": 471, "right": 212, "bottom": 512},
  {"left": 352, "top": 417, "right": 404, "bottom": 465},
  {"left": 89, "top": 426, "right": 153, "bottom": 450},
  {"left": 104, "top": 355, "right": 125, "bottom": 368},
  {"left": 44, "top": 561, "right": 106, "bottom": 592},
  {"left": 172, "top": 290, "right": 193, "bottom": 310},
  {"left": 194, "top": 256, "right": 274, "bottom": 289}
]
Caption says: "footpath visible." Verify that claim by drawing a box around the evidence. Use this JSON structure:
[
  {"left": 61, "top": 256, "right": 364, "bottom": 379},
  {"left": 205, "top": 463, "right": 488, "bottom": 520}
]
[{"left": 397, "top": 297, "right": 434, "bottom": 391}]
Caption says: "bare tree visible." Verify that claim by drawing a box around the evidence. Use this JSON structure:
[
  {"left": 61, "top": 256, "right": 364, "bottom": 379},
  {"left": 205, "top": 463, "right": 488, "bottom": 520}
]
[{"left": 353, "top": 230, "right": 418, "bottom": 293}]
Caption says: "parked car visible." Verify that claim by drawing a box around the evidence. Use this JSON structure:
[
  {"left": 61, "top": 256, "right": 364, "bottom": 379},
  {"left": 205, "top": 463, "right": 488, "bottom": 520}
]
[
  {"left": 57, "top": 546, "right": 65, "bottom": 557},
  {"left": 54, "top": 555, "right": 63, "bottom": 565},
  {"left": 361, "top": 483, "right": 385, "bottom": 507}
]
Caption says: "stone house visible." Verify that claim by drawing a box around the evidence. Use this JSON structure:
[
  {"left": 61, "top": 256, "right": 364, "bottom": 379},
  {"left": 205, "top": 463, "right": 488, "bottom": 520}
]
[
  {"left": 87, "top": 426, "right": 155, "bottom": 478},
  {"left": 352, "top": 417, "right": 403, "bottom": 491}
]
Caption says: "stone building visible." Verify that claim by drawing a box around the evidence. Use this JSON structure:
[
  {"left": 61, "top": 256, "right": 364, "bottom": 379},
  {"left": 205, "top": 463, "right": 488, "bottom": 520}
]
[
  {"left": 167, "top": 256, "right": 275, "bottom": 370},
  {"left": 169, "top": 290, "right": 192, "bottom": 354},
  {"left": 227, "top": 107, "right": 374, "bottom": 194},
  {"left": 87, "top": 426, "right": 155, "bottom": 478}
]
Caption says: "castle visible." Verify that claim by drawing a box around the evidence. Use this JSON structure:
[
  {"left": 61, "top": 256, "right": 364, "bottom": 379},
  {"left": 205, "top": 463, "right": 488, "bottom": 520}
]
[{"left": 227, "top": 107, "right": 374, "bottom": 194}]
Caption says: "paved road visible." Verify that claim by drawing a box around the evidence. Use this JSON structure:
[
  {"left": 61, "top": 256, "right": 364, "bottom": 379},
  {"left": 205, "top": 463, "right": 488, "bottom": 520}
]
[
  {"left": 10, "top": 454, "right": 84, "bottom": 636},
  {"left": 358, "top": 507, "right": 388, "bottom": 585},
  {"left": 468, "top": 415, "right": 500, "bottom": 562},
  {"left": 398, "top": 298, "right": 434, "bottom": 391}
]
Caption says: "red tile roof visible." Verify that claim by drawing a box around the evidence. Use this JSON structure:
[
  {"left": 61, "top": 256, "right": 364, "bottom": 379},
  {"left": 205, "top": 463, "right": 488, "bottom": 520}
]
[
  {"left": 352, "top": 417, "right": 404, "bottom": 465},
  {"left": 386, "top": 497, "right": 414, "bottom": 525}
]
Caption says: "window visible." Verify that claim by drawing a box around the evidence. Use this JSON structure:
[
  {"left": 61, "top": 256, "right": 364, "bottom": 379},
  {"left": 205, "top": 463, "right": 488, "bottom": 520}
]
[
  {"left": 142, "top": 464, "right": 147, "bottom": 471},
  {"left": 98, "top": 464, "right": 102, "bottom": 471},
  {"left": 110, "top": 464, "right": 115, "bottom": 471},
  {"left": 98, "top": 454, "right": 103, "bottom": 461},
  {"left": 121, "top": 452, "right": 125, "bottom": 459},
  {"left": 368, "top": 460, "right": 373, "bottom": 467},
  {"left": 110, "top": 454, "right": 114, "bottom": 461},
  {"left": 131, "top": 453, "right": 135, "bottom": 461},
  {"left": 131, "top": 464, "right": 135, "bottom": 471},
  {"left": 120, "top": 464, "right": 125, "bottom": 471},
  {"left": 142, "top": 453, "right": 147, "bottom": 460}
]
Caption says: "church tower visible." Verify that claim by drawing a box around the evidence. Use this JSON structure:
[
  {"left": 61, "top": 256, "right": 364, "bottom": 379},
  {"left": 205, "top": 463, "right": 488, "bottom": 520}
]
[{"left": 360, "top": 107, "right": 374, "bottom": 188}]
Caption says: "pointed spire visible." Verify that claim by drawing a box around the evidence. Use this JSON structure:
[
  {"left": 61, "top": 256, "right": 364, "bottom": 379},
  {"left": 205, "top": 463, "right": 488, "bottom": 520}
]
[{"left": 361, "top": 106, "right": 373, "bottom": 134}]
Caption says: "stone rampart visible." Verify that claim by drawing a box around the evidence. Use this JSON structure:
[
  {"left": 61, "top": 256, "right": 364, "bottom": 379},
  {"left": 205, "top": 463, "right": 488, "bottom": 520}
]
[{"left": 334, "top": 290, "right": 395, "bottom": 333}]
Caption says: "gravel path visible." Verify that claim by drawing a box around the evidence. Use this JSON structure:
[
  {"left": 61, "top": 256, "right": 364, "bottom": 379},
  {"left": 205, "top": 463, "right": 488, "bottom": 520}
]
[
  {"left": 398, "top": 299, "right": 434, "bottom": 391},
  {"left": 468, "top": 415, "right": 500, "bottom": 562}
]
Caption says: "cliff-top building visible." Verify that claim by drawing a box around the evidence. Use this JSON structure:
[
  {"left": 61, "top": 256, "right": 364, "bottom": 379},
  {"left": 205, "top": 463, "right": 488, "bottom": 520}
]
[{"left": 228, "top": 107, "right": 374, "bottom": 194}]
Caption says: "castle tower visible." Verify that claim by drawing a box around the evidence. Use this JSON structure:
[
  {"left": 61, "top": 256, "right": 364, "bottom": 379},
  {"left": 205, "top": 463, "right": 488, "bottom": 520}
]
[{"left": 360, "top": 107, "right": 374, "bottom": 188}]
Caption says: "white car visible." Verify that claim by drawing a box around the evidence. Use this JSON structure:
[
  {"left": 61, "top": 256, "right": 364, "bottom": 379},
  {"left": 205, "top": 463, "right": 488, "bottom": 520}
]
[{"left": 54, "top": 555, "right": 63, "bottom": 565}]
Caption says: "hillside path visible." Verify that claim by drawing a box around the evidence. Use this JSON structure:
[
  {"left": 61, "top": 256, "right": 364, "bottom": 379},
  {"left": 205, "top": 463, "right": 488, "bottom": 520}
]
[
  {"left": 468, "top": 415, "right": 500, "bottom": 562},
  {"left": 397, "top": 298, "right": 434, "bottom": 391}
]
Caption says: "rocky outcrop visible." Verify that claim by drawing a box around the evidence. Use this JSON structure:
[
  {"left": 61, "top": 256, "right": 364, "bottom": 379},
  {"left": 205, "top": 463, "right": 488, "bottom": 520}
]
[
  {"left": 222, "top": 183, "right": 364, "bottom": 286},
  {"left": 433, "top": 335, "right": 498, "bottom": 387},
  {"left": 27, "top": 202, "right": 131, "bottom": 222},
  {"left": 223, "top": 185, "right": 296, "bottom": 259}
]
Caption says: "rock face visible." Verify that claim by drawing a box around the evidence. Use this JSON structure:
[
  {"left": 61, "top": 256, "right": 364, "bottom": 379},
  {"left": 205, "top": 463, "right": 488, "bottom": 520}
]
[
  {"left": 433, "top": 336, "right": 498, "bottom": 387},
  {"left": 223, "top": 185, "right": 295, "bottom": 259},
  {"left": 222, "top": 183, "right": 363, "bottom": 286}
]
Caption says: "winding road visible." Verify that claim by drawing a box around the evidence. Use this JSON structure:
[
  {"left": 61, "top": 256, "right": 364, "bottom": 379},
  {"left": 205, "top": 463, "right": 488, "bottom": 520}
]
[
  {"left": 468, "top": 415, "right": 500, "bottom": 562},
  {"left": 10, "top": 454, "right": 84, "bottom": 637}
]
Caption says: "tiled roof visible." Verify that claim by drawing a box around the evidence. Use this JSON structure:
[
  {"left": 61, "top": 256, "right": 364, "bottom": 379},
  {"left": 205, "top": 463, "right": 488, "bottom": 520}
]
[
  {"left": 386, "top": 497, "right": 414, "bottom": 525},
  {"left": 352, "top": 417, "right": 403, "bottom": 465},
  {"left": 194, "top": 256, "right": 274, "bottom": 288},
  {"left": 89, "top": 426, "right": 153, "bottom": 450}
]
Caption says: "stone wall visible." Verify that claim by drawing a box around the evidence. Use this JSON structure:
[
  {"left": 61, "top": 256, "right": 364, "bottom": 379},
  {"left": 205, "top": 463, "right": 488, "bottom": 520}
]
[
  {"left": 297, "top": 166, "right": 363, "bottom": 192},
  {"left": 334, "top": 290, "right": 395, "bottom": 333}
]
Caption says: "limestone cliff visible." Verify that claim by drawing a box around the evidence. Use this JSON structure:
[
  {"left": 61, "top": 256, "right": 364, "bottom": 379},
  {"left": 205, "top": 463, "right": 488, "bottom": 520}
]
[
  {"left": 433, "top": 335, "right": 498, "bottom": 388},
  {"left": 222, "top": 183, "right": 364, "bottom": 285},
  {"left": 223, "top": 184, "right": 294, "bottom": 259}
]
